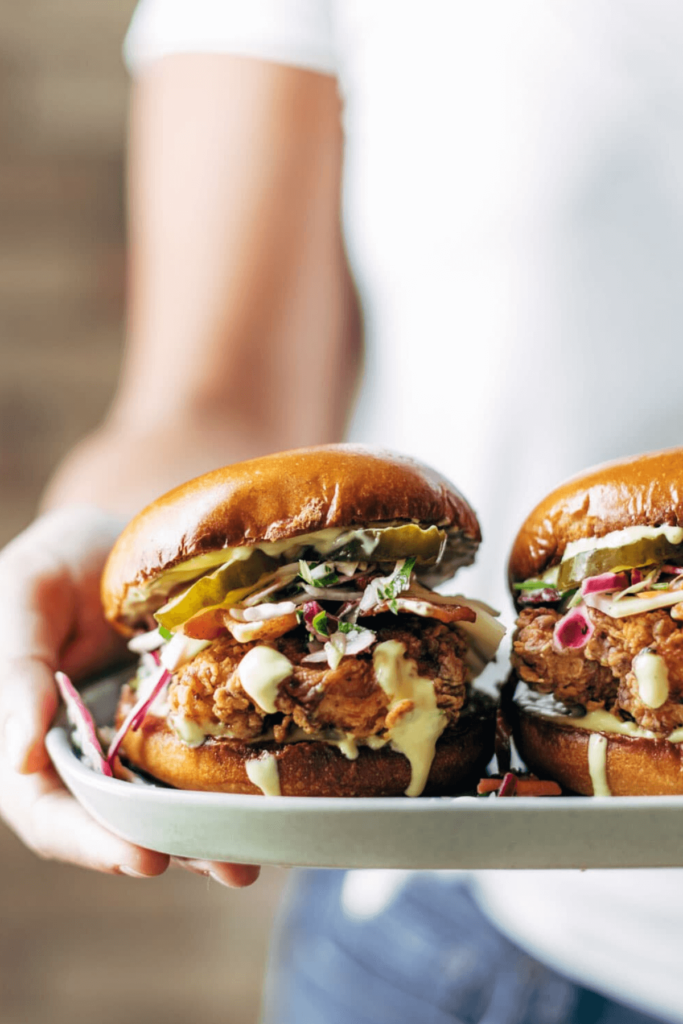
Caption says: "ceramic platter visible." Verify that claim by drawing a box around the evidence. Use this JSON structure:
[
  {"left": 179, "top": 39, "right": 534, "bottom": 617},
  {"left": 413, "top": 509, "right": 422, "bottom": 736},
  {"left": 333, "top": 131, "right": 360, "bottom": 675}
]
[{"left": 46, "top": 677, "right": 683, "bottom": 869}]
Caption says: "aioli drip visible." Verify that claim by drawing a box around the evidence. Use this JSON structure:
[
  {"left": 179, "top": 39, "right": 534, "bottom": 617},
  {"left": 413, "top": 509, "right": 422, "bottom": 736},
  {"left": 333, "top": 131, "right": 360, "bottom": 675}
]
[
  {"left": 633, "top": 650, "right": 669, "bottom": 709},
  {"left": 372, "top": 640, "right": 446, "bottom": 797},
  {"left": 587, "top": 733, "right": 611, "bottom": 796},
  {"left": 237, "top": 646, "right": 293, "bottom": 713},
  {"left": 245, "top": 752, "right": 281, "bottom": 795}
]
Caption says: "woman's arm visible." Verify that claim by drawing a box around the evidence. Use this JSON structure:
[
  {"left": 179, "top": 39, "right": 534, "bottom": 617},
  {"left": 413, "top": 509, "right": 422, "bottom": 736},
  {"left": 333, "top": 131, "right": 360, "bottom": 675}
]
[
  {"left": 44, "top": 55, "right": 360, "bottom": 514},
  {"left": 1, "top": 56, "right": 358, "bottom": 877}
]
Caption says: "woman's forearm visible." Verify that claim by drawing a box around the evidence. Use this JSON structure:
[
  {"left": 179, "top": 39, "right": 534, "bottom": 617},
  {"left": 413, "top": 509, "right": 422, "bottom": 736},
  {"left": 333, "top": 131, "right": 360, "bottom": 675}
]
[{"left": 43, "top": 55, "right": 360, "bottom": 517}]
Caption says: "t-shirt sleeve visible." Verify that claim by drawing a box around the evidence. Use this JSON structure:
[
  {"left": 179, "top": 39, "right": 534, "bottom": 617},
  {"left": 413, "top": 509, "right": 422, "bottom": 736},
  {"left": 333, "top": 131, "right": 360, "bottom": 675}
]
[{"left": 124, "top": 0, "right": 336, "bottom": 77}]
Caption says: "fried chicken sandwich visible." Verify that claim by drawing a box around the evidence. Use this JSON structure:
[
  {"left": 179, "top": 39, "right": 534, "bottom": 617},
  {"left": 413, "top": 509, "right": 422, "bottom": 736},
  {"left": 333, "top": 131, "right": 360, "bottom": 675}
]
[
  {"left": 508, "top": 447, "right": 683, "bottom": 795},
  {"left": 101, "top": 446, "right": 504, "bottom": 796}
]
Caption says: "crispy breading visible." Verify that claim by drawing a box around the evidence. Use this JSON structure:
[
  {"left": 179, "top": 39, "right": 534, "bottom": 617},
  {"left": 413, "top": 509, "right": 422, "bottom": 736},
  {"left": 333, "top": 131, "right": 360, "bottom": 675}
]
[
  {"left": 167, "top": 614, "right": 468, "bottom": 741},
  {"left": 513, "top": 605, "right": 683, "bottom": 733},
  {"left": 512, "top": 607, "right": 616, "bottom": 710}
]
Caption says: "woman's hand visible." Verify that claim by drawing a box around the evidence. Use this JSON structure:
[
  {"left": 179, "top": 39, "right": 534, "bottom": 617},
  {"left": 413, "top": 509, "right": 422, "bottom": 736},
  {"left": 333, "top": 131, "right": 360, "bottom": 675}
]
[{"left": 0, "top": 506, "right": 258, "bottom": 886}]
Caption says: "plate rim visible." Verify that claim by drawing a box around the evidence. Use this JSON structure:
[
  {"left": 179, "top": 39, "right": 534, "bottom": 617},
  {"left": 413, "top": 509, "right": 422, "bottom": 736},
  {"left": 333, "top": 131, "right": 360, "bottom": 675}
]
[{"left": 46, "top": 722, "right": 683, "bottom": 813}]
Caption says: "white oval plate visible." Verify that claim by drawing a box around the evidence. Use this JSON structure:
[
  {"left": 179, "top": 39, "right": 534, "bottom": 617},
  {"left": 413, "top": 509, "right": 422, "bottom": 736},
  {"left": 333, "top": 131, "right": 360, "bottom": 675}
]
[{"left": 46, "top": 677, "right": 683, "bottom": 869}]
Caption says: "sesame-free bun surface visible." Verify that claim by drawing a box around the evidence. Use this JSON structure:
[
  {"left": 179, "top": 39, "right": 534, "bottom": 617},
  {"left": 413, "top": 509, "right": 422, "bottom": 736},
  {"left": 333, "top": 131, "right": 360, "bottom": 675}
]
[
  {"left": 509, "top": 447, "right": 683, "bottom": 585},
  {"left": 116, "top": 689, "right": 495, "bottom": 797},
  {"left": 102, "top": 445, "right": 480, "bottom": 630},
  {"left": 514, "top": 702, "right": 683, "bottom": 796}
]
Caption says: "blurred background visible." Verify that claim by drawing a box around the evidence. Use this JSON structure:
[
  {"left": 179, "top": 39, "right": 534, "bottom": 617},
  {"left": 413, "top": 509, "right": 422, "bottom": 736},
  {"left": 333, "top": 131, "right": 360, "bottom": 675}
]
[{"left": 0, "top": 3, "right": 283, "bottom": 1021}]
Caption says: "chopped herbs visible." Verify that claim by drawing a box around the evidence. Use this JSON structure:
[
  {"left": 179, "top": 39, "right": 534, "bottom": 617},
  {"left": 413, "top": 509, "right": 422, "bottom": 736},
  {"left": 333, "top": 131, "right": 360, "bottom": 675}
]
[
  {"left": 298, "top": 559, "right": 339, "bottom": 588},
  {"left": 312, "top": 610, "right": 330, "bottom": 636},
  {"left": 158, "top": 625, "right": 173, "bottom": 641},
  {"left": 377, "top": 556, "right": 416, "bottom": 613}
]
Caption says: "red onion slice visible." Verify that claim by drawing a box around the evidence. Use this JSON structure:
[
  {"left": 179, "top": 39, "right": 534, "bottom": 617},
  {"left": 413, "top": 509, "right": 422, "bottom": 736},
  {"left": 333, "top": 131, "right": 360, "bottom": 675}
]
[
  {"left": 581, "top": 572, "right": 629, "bottom": 597},
  {"left": 55, "top": 671, "right": 112, "bottom": 777},
  {"left": 553, "top": 606, "right": 594, "bottom": 650},
  {"left": 106, "top": 667, "right": 171, "bottom": 769}
]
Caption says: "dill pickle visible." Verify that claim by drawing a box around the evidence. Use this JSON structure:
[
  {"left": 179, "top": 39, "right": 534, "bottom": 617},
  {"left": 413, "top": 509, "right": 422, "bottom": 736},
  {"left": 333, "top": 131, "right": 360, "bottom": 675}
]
[
  {"left": 155, "top": 549, "right": 277, "bottom": 630},
  {"left": 336, "top": 524, "right": 446, "bottom": 565},
  {"left": 556, "top": 536, "right": 682, "bottom": 591},
  {"left": 154, "top": 524, "right": 446, "bottom": 631}
]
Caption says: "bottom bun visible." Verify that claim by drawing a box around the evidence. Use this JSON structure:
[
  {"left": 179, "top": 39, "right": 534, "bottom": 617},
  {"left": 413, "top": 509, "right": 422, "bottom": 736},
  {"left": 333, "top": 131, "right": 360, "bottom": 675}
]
[
  {"left": 508, "top": 677, "right": 683, "bottom": 796},
  {"left": 116, "top": 688, "right": 495, "bottom": 797}
]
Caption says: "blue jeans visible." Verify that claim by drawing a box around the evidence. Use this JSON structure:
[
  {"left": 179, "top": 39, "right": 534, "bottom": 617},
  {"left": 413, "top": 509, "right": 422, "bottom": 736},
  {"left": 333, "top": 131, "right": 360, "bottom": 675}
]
[{"left": 262, "top": 871, "right": 672, "bottom": 1024}]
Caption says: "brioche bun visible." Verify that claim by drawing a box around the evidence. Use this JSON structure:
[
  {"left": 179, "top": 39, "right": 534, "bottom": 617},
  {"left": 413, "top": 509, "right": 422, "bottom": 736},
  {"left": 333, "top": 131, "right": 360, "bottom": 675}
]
[
  {"left": 116, "top": 687, "right": 496, "bottom": 797},
  {"left": 508, "top": 679, "right": 683, "bottom": 796},
  {"left": 509, "top": 446, "right": 683, "bottom": 586},
  {"left": 102, "top": 445, "right": 480, "bottom": 634}
]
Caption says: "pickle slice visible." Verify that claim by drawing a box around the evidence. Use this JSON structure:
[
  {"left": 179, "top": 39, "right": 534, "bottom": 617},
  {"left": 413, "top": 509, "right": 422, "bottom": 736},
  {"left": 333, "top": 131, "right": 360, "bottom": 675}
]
[
  {"left": 155, "top": 550, "right": 277, "bottom": 631},
  {"left": 153, "top": 524, "right": 446, "bottom": 631},
  {"left": 335, "top": 524, "right": 446, "bottom": 565},
  {"left": 557, "top": 536, "right": 683, "bottom": 591}
]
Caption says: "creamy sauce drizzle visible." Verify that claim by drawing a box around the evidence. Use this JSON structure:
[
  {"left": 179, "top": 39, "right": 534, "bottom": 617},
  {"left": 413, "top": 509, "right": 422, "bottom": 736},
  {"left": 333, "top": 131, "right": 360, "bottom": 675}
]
[
  {"left": 587, "top": 733, "right": 611, "bottom": 796},
  {"left": 515, "top": 683, "right": 658, "bottom": 738},
  {"left": 245, "top": 753, "right": 281, "bottom": 795},
  {"left": 633, "top": 650, "right": 669, "bottom": 709},
  {"left": 562, "top": 525, "right": 683, "bottom": 562},
  {"left": 372, "top": 640, "right": 446, "bottom": 797},
  {"left": 168, "top": 713, "right": 234, "bottom": 747},
  {"left": 237, "top": 646, "right": 293, "bottom": 713},
  {"left": 571, "top": 709, "right": 655, "bottom": 739},
  {"left": 326, "top": 734, "right": 360, "bottom": 760}
]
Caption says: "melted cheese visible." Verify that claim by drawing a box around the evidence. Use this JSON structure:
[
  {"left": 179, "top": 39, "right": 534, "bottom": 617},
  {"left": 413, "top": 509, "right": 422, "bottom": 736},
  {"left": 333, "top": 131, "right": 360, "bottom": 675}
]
[
  {"left": 633, "top": 650, "right": 669, "bottom": 709},
  {"left": 237, "top": 646, "right": 293, "bottom": 713},
  {"left": 587, "top": 733, "right": 611, "bottom": 796},
  {"left": 372, "top": 640, "right": 446, "bottom": 797},
  {"left": 245, "top": 753, "right": 281, "bottom": 795},
  {"left": 562, "top": 525, "right": 683, "bottom": 562}
]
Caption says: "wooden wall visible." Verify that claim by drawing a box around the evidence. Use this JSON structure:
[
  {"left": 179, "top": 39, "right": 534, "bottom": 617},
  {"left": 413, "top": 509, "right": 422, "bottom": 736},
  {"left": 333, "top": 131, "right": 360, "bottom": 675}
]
[{"left": 0, "top": 5, "right": 283, "bottom": 1022}]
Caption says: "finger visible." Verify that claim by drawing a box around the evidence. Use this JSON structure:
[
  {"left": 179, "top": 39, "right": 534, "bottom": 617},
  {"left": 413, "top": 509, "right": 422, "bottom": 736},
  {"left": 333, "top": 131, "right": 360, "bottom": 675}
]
[
  {"left": 0, "top": 510, "right": 122, "bottom": 773},
  {"left": 173, "top": 858, "right": 261, "bottom": 888},
  {"left": 0, "top": 759, "right": 169, "bottom": 876},
  {"left": 0, "top": 553, "right": 71, "bottom": 772},
  {"left": 0, "top": 656, "right": 59, "bottom": 773}
]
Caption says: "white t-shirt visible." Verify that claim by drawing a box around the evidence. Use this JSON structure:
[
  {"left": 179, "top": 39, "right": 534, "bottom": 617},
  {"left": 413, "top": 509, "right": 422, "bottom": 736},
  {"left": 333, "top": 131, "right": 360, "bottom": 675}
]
[{"left": 126, "top": 3, "right": 683, "bottom": 1019}]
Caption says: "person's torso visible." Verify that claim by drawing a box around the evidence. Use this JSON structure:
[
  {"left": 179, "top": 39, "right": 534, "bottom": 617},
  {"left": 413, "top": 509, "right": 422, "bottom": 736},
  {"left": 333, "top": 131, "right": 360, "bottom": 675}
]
[{"left": 334, "top": 4, "right": 683, "bottom": 1019}]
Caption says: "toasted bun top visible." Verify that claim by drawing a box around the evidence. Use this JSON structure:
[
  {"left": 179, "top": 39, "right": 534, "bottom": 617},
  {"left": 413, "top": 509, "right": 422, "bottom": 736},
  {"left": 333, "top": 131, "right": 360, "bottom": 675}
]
[
  {"left": 509, "top": 446, "right": 683, "bottom": 584},
  {"left": 102, "top": 445, "right": 480, "bottom": 630}
]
